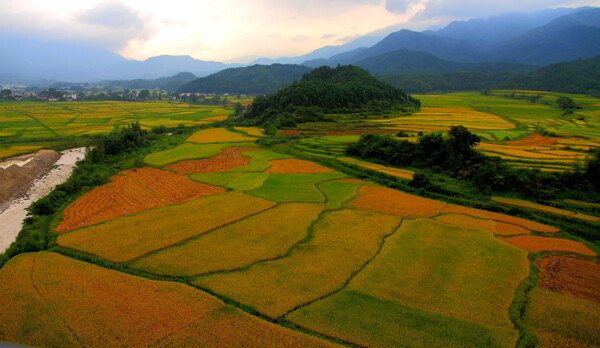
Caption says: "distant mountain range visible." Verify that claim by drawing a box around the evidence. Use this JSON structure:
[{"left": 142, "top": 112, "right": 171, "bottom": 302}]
[
  {"left": 178, "top": 64, "right": 312, "bottom": 94},
  {"left": 1, "top": 7, "right": 599, "bottom": 85}
]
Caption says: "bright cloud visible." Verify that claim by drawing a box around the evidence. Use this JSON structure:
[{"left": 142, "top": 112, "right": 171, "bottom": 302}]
[{"left": 0, "top": 0, "right": 598, "bottom": 62}]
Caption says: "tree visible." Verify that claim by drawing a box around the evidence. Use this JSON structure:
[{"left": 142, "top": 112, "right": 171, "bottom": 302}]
[
  {"left": 1, "top": 89, "right": 12, "bottom": 99},
  {"left": 138, "top": 89, "right": 150, "bottom": 100},
  {"left": 556, "top": 96, "right": 580, "bottom": 111}
]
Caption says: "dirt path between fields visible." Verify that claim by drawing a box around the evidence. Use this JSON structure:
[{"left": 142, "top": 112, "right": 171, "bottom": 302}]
[{"left": 0, "top": 148, "right": 86, "bottom": 253}]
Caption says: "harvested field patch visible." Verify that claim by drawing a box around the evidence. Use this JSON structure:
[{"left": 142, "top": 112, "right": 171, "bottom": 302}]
[
  {"left": 0, "top": 252, "right": 336, "bottom": 348},
  {"left": 524, "top": 287, "right": 600, "bottom": 348},
  {"left": 317, "top": 180, "right": 364, "bottom": 210},
  {"left": 265, "top": 159, "right": 337, "bottom": 174},
  {"left": 187, "top": 128, "right": 257, "bottom": 143},
  {"left": 535, "top": 255, "right": 600, "bottom": 304},
  {"left": 56, "top": 167, "right": 224, "bottom": 232},
  {"left": 194, "top": 209, "right": 401, "bottom": 318},
  {"left": 498, "top": 236, "right": 596, "bottom": 256},
  {"left": 347, "top": 184, "right": 445, "bottom": 217},
  {"left": 131, "top": 203, "right": 323, "bottom": 277},
  {"left": 441, "top": 204, "right": 559, "bottom": 233},
  {"left": 492, "top": 197, "right": 600, "bottom": 222},
  {"left": 506, "top": 133, "right": 559, "bottom": 146},
  {"left": 144, "top": 143, "right": 254, "bottom": 166},
  {"left": 248, "top": 173, "right": 346, "bottom": 203},
  {"left": 57, "top": 191, "right": 276, "bottom": 262},
  {"left": 287, "top": 290, "right": 519, "bottom": 348},
  {"left": 165, "top": 146, "right": 260, "bottom": 173},
  {"left": 346, "top": 218, "right": 529, "bottom": 328}
]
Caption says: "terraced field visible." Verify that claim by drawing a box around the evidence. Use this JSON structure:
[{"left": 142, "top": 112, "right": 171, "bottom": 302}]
[{"left": 2, "top": 118, "right": 598, "bottom": 347}]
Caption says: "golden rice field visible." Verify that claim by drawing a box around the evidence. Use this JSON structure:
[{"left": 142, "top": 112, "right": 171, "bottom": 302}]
[
  {"left": 0, "top": 252, "right": 337, "bottom": 348},
  {"left": 194, "top": 209, "right": 401, "bottom": 319},
  {"left": 187, "top": 128, "right": 258, "bottom": 143},
  {"left": 57, "top": 191, "right": 276, "bottom": 262},
  {"left": 130, "top": 203, "right": 323, "bottom": 277},
  {"left": 0, "top": 101, "right": 233, "bottom": 139},
  {"left": 492, "top": 197, "right": 600, "bottom": 222},
  {"left": 524, "top": 287, "right": 600, "bottom": 348},
  {"left": 2, "top": 93, "right": 599, "bottom": 348},
  {"left": 498, "top": 235, "right": 597, "bottom": 256},
  {"left": 347, "top": 184, "right": 446, "bottom": 217}
]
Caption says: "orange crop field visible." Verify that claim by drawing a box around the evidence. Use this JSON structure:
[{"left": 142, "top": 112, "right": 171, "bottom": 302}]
[
  {"left": 564, "top": 199, "right": 600, "bottom": 208},
  {"left": 165, "top": 146, "right": 260, "bottom": 173},
  {"left": 498, "top": 236, "right": 597, "bottom": 256},
  {"left": 0, "top": 252, "right": 336, "bottom": 348},
  {"left": 187, "top": 128, "right": 257, "bottom": 143},
  {"left": 347, "top": 184, "right": 446, "bottom": 217},
  {"left": 265, "top": 159, "right": 337, "bottom": 174},
  {"left": 441, "top": 204, "right": 559, "bottom": 233},
  {"left": 506, "top": 133, "right": 559, "bottom": 146},
  {"left": 130, "top": 203, "right": 323, "bottom": 277},
  {"left": 535, "top": 255, "right": 600, "bottom": 304},
  {"left": 338, "top": 157, "right": 414, "bottom": 180},
  {"left": 494, "top": 222, "right": 531, "bottom": 236},
  {"left": 56, "top": 167, "right": 224, "bottom": 232},
  {"left": 57, "top": 191, "right": 276, "bottom": 262},
  {"left": 492, "top": 197, "right": 600, "bottom": 222}
]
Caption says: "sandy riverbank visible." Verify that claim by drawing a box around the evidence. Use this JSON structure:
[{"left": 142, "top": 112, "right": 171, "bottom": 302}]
[{"left": 0, "top": 148, "right": 86, "bottom": 253}]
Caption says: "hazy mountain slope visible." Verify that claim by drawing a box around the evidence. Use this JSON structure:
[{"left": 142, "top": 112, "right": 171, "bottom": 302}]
[
  {"left": 493, "top": 8, "right": 600, "bottom": 65},
  {"left": 178, "top": 64, "right": 312, "bottom": 94},
  {"left": 103, "top": 72, "right": 197, "bottom": 91},
  {"left": 354, "top": 49, "right": 533, "bottom": 75}
]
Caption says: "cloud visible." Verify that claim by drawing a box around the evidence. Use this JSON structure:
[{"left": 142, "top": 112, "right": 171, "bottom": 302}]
[
  {"left": 321, "top": 34, "right": 337, "bottom": 39},
  {"left": 76, "top": 1, "right": 148, "bottom": 29}
]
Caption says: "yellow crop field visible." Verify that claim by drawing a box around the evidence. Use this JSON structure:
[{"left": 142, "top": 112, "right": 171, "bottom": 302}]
[
  {"left": 338, "top": 157, "right": 414, "bottom": 180},
  {"left": 130, "top": 203, "right": 323, "bottom": 277},
  {"left": 0, "top": 145, "right": 43, "bottom": 158},
  {"left": 498, "top": 236, "right": 596, "bottom": 256},
  {"left": 347, "top": 184, "right": 446, "bottom": 217},
  {"left": 187, "top": 128, "right": 257, "bottom": 143},
  {"left": 372, "top": 107, "right": 514, "bottom": 131},
  {"left": 0, "top": 252, "right": 336, "bottom": 348},
  {"left": 441, "top": 204, "right": 559, "bottom": 233},
  {"left": 57, "top": 191, "right": 276, "bottom": 262},
  {"left": 345, "top": 218, "right": 529, "bottom": 328},
  {"left": 194, "top": 209, "right": 401, "bottom": 318},
  {"left": 524, "top": 288, "right": 600, "bottom": 348},
  {"left": 234, "top": 126, "right": 264, "bottom": 137},
  {"left": 492, "top": 197, "right": 600, "bottom": 222}
]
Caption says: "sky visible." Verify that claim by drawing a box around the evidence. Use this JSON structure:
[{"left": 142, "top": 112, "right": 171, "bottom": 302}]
[{"left": 1, "top": 0, "right": 599, "bottom": 63}]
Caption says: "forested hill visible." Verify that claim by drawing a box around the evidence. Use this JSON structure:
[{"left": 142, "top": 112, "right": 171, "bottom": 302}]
[
  {"left": 177, "top": 64, "right": 312, "bottom": 94},
  {"left": 496, "top": 55, "right": 600, "bottom": 97},
  {"left": 237, "top": 65, "right": 420, "bottom": 127}
]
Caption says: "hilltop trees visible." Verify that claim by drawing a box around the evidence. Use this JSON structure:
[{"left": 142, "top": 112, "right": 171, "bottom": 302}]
[{"left": 238, "top": 65, "right": 420, "bottom": 127}]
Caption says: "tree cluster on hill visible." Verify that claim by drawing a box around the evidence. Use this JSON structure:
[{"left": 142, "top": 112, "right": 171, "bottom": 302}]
[
  {"left": 346, "top": 129, "right": 600, "bottom": 199},
  {"left": 497, "top": 55, "right": 600, "bottom": 97},
  {"left": 238, "top": 65, "right": 420, "bottom": 127}
]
